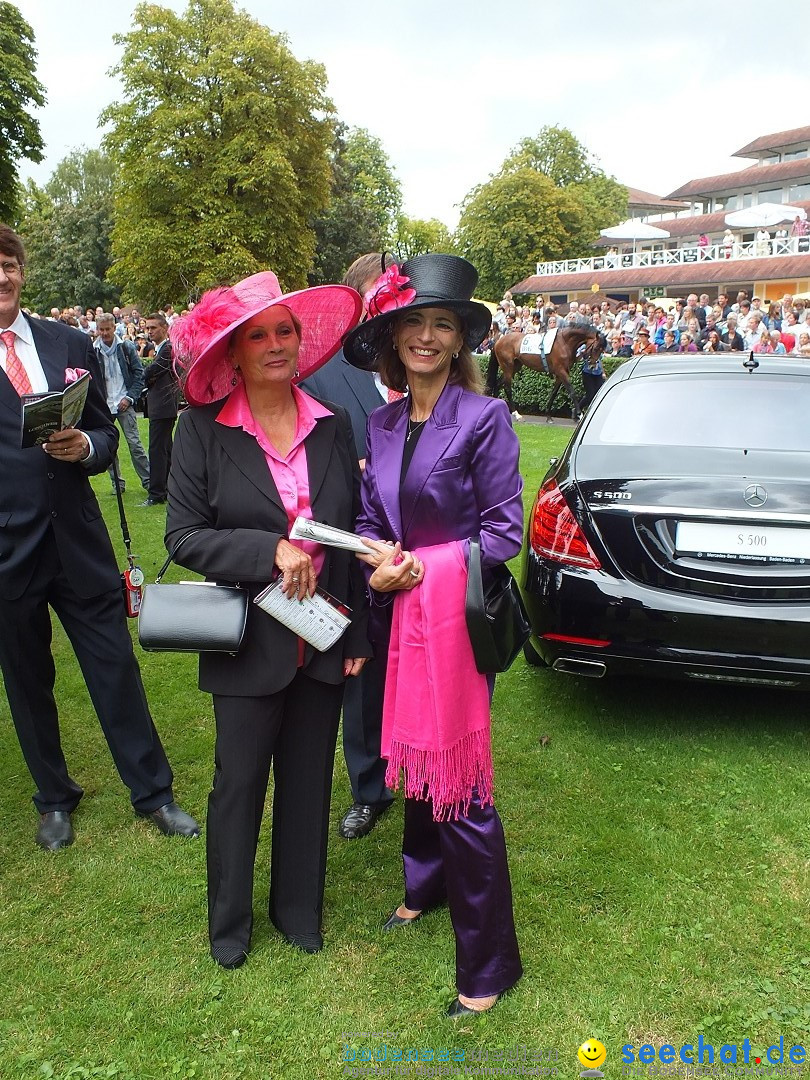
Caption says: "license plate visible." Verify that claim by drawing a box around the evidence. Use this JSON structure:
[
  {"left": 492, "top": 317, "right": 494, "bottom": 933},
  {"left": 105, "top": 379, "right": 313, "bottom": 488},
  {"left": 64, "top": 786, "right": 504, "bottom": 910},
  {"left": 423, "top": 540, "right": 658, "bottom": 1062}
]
[{"left": 675, "top": 521, "right": 810, "bottom": 564}]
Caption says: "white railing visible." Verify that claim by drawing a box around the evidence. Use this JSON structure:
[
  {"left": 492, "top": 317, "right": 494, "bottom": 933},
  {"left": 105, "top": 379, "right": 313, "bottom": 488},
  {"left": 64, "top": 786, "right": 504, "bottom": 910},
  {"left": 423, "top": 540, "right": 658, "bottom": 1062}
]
[{"left": 535, "top": 237, "right": 810, "bottom": 277}]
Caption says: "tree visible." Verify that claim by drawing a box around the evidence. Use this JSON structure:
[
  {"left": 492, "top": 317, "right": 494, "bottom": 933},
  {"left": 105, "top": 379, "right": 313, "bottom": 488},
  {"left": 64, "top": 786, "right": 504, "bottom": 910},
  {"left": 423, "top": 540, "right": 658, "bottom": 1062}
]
[
  {"left": 20, "top": 148, "right": 119, "bottom": 312},
  {"left": 501, "top": 125, "right": 600, "bottom": 186},
  {"left": 456, "top": 126, "right": 628, "bottom": 294},
  {"left": 456, "top": 169, "right": 587, "bottom": 299},
  {"left": 309, "top": 124, "right": 400, "bottom": 285},
  {"left": 0, "top": 2, "right": 46, "bottom": 223},
  {"left": 101, "top": 0, "right": 334, "bottom": 308},
  {"left": 393, "top": 215, "right": 454, "bottom": 262},
  {"left": 343, "top": 127, "right": 401, "bottom": 244},
  {"left": 499, "top": 125, "right": 627, "bottom": 250}
]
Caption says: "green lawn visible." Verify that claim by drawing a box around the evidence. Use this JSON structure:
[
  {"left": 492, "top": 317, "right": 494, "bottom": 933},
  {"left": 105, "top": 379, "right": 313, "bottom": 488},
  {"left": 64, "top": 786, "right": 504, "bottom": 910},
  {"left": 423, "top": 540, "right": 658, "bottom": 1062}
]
[{"left": 0, "top": 421, "right": 808, "bottom": 1080}]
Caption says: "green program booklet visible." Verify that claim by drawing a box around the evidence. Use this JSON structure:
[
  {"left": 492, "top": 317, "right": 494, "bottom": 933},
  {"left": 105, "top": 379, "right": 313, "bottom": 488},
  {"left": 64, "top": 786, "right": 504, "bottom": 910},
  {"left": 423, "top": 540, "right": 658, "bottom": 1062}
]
[{"left": 21, "top": 371, "right": 91, "bottom": 448}]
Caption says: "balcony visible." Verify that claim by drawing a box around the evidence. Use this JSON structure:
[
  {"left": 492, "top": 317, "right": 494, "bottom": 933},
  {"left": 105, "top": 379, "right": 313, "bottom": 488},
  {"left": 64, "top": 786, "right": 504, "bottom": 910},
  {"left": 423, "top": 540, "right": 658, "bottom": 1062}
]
[{"left": 535, "top": 237, "right": 810, "bottom": 277}]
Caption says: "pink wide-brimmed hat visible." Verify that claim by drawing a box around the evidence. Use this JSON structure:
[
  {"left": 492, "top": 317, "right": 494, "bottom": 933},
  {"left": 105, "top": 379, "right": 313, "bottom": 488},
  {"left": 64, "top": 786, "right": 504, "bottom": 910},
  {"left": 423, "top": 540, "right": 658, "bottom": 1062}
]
[{"left": 170, "top": 270, "right": 362, "bottom": 406}]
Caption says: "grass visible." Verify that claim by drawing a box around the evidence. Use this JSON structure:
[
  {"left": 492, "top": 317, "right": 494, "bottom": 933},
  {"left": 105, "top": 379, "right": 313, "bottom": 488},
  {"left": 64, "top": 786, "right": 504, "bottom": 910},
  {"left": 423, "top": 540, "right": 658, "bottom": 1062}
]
[{"left": 0, "top": 419, "right": 808, "bottom": 1079}]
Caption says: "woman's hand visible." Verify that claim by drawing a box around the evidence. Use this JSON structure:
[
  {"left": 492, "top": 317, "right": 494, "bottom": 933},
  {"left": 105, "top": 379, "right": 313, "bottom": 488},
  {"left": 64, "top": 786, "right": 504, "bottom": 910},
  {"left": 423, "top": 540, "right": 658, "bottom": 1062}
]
[
  {"left": 343, "top": 657, "right": 368, "bottom": 677},
  {"left": 366, "top": 542, "right": 424, "bottom": 593},
  {"left": 355, "top": 538, "right": 396, "bottom": 569},
  {"left": 275, "top": 538, "right": 316, "bottom": 600}
]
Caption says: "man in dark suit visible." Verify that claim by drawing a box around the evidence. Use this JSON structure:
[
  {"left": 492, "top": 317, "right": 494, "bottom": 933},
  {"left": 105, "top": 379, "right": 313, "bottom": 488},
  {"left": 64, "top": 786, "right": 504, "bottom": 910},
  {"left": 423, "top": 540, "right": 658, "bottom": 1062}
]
[
  {"left": 142, "top": 312, "right": 179, "bottom": 506},
  {"left": 301, "top": 252, "right": 394, "bottom": 840},
  {"left": 0, "top": 225, "right": 198, "bottom": 850}
]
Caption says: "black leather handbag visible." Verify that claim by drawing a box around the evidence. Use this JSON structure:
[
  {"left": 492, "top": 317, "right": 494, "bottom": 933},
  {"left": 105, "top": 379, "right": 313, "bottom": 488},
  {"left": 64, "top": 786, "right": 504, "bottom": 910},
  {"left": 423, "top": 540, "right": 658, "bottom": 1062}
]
[
  {"left": 138, "top": 532, "right": 248, "bottom": 654},
  {"left": 464, "top": 537, "right": 531, "bottom": 674}
]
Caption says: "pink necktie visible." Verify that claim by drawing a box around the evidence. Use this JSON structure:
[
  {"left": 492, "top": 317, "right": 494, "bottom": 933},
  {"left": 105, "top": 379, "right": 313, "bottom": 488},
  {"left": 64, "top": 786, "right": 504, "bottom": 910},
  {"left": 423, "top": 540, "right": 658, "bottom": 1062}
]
[
  {"left": 1, "top": 331, "right": 32, "bottom": 396},
  {"left": 387, "top": 388, "right": 404, "bottom": 402}
]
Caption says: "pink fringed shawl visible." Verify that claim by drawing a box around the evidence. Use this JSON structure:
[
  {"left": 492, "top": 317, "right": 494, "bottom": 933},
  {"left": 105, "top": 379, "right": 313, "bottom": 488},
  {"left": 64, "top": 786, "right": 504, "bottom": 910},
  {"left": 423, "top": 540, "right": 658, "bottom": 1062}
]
[{"left": 382, "top": 541, "right": 493, "bottom": 821}]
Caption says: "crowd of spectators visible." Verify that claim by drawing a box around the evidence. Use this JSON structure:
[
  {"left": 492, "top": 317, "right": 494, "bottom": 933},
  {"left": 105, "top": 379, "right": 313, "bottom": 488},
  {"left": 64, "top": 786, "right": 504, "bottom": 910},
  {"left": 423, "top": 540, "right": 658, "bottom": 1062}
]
[
  {"left": 26, "top": 302, "right": 186, "bottom": 360},
  {"left": 488, "top": 289, "right": 810, "bottom": 358}
]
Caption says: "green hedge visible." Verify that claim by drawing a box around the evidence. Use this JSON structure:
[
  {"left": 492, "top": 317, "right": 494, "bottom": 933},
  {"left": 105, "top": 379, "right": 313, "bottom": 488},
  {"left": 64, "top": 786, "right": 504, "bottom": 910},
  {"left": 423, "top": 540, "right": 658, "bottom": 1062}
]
[{"left": 478, "top": 352, "right": 627, "bottom": 415}]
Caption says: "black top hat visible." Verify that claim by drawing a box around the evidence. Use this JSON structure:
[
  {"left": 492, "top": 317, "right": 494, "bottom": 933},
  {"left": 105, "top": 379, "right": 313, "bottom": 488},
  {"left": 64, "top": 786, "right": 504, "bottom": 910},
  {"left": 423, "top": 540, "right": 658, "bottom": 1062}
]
[{"left": 343, "top": 253, "right": 492, "bottom": 370}]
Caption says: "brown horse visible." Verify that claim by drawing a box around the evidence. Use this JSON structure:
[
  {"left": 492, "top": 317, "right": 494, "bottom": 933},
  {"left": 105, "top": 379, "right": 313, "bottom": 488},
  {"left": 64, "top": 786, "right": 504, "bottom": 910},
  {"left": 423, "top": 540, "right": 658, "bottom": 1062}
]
[{"left": 487, "top": 323, "right": 606, "bottom": 422}]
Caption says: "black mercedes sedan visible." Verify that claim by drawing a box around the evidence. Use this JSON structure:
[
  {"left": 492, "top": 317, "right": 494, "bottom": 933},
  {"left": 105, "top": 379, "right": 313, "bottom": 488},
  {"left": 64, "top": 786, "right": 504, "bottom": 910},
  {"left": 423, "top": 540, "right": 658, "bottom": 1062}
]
[{"left": 520, "top": 353, "right": 810, "bottom": 689}]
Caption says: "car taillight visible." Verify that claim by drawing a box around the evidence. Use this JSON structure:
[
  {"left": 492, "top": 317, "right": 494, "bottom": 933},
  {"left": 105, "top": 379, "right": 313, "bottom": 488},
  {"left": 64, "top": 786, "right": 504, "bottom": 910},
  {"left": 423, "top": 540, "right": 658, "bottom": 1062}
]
[{"left": 530, "top": 479, "right": 601, "bottom": 569}]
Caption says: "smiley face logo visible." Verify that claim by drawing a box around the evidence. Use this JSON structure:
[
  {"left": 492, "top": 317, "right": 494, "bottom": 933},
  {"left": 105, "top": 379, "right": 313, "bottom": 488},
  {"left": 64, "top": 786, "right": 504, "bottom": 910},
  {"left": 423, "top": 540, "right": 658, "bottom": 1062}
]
[{"left": 578, "top": 1040, "right": 607, "bottom": 1070}]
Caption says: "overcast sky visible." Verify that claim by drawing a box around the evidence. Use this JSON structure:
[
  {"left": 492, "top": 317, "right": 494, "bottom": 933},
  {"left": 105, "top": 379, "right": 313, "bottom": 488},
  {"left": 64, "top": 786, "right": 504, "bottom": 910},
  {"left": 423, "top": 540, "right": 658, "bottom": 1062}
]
[{"left": 15, "top": 0, "right": 810, "bottom": 227}]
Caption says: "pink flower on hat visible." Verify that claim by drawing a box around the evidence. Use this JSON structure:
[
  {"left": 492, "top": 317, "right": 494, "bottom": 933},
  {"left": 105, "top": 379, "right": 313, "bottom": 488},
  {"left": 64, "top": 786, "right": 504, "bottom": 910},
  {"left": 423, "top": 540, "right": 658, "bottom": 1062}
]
[{"left": 364, "top": 265, "right": 416, "bottom": 318}]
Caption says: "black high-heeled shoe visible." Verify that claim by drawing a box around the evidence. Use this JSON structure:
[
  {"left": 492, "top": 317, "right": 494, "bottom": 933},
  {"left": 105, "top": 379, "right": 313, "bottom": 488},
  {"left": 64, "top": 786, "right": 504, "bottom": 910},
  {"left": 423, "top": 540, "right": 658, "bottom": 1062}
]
[{"left": 382, "top": 907, "right": 423, "bottom": 932}]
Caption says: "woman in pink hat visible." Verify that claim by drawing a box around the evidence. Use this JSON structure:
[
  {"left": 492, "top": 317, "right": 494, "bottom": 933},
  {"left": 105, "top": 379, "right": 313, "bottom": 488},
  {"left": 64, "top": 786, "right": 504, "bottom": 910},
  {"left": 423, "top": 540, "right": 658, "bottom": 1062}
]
[{"left": 166, "top": 271, "right": 370, "bottom": 969}]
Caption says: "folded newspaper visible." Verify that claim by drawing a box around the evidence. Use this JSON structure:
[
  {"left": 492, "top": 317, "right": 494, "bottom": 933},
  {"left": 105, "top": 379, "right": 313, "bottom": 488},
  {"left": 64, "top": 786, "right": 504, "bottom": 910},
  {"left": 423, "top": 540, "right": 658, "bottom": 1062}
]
[
  {"left": 253, "top": 579, "right": 351, "bottom": 652},
  {"left": 289, "top": 516, "right": 371, "bottom": 555}
]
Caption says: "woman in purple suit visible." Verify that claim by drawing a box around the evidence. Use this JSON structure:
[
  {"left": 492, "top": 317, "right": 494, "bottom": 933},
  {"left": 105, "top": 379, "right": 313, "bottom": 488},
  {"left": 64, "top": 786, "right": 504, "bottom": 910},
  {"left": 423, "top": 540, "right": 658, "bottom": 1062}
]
[{"left": 344, "top": 254, "right": 523, "bottom": 1018}]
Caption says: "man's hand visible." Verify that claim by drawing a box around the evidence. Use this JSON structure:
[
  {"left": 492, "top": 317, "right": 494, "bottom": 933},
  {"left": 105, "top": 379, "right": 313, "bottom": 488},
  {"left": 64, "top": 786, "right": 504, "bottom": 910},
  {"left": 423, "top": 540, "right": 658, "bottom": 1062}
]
[
  {"left": 117, "top": 398, "right": 130, "bottom": 412},
  {"left": 43, "top": 428, "right": 90, "bottom": 463}
]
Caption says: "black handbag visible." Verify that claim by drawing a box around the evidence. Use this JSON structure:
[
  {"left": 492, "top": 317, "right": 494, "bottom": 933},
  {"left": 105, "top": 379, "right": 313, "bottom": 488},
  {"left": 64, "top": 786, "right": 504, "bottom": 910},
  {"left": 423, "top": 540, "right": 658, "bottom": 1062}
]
[
  {"left": 137, "top": 531, "right": 248, "bottom": 654},
  {"left": 464, "top": 537, "right": 531, "bottom": 674}
]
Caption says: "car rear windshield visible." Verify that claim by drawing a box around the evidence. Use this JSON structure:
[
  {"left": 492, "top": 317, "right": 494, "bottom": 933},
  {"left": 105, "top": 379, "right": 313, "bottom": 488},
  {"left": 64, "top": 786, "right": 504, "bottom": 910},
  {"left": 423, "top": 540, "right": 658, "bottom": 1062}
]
[{"left": 583, "top": 374, "right": 810, "bottom": 452}]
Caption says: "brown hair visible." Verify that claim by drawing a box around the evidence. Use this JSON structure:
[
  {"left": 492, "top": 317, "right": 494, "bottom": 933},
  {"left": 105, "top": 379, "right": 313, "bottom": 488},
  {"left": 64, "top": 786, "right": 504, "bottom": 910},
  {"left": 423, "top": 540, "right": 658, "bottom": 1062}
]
[
  {"left": 146, "top": 312, "right": 168, "bottom": 326},
  {"left": 377, "top": 316, "right": 484, "bottom": 395},
  {"left": 0, "top": 225, "right": 26, "bottom": 267},
  {"left": 342, "top": 253, "right": 395, "bottom": 294}
]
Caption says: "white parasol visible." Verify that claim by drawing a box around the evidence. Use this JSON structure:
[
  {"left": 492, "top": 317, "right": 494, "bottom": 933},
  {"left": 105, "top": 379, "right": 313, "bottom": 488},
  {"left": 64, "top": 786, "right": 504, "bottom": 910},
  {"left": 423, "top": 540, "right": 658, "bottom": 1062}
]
[
  {"left": 724, "top": 203, "right": 807, "bottom": 229},
  {"left": 600, "top": 219, "right": 671, "bottom": 254}
]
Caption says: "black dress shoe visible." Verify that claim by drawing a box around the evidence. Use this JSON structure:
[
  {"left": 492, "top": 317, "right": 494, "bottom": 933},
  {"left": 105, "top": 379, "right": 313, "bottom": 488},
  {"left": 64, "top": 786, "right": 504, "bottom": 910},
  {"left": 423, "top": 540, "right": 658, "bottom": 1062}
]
[
  {"left": 338, "top": 801, "right": 390, "bottom": 840},
  {"left": 283, "top": 932, "right": 323, "bottom": 953},
  {"left": 137, "top": 801, "right": 200, "bottom": 837},
  {"left": 211, "top": 945, "right": 247, "bottom": 969},
  {"left": 138, "top": 497, "right": 166, "bottom": 507},
  {"left": 36, "top": 811, "right": 74, "bottom": 851},
  {"left": 447, "top": 993, "right": 502, "bottom": 1018},
  {"left": 382, "top": 907, "right": 422, "bottom": 932}
]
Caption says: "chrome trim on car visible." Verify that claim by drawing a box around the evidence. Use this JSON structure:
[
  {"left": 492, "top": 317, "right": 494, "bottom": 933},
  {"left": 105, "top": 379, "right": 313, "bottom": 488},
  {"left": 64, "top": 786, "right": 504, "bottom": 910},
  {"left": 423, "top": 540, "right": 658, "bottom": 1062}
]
[{"left": 589, "top": 503, "right": 810, "bottom": 525}]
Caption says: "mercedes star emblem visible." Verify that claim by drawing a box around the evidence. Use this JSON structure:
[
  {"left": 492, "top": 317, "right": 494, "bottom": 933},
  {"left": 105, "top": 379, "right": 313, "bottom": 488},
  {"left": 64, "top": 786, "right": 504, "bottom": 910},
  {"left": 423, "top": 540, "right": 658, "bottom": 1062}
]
[{"left": 743, "top": 484, "right": 767, "bottom": 507}]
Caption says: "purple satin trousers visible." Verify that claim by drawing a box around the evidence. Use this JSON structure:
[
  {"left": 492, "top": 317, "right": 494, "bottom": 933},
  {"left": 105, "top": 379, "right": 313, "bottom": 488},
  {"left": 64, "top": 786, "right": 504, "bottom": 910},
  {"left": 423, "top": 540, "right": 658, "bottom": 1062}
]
[{"left": 401, "top": 792, "right": 523, "bottom": 998}]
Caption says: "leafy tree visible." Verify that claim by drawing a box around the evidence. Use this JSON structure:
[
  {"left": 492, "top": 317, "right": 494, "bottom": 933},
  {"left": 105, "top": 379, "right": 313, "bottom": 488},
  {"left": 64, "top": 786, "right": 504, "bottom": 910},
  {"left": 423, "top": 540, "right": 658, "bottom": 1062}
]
[
  {"left": 502, "top": 125, "right": 600, "bottom": 186},
  {"left": 309, "top": 124, "right": 398, "bottom": 285},
  {"left": 20, "top": 149, "right": 119, "bottom": 312},
  {"left": 457, "top": 125, "right": 627, "bottom": 294},
  {"left": 393, "top": 215, "right": 454, "bottom": 262},
  {"left": 500, "top": 125, "right": 627, "bottom": 249},
  {"left": 102, "top": 0, "right": 334, "bottom": 308},
  {"left": 0, "top": 2, "right": 46, "bottom": 223},
  {"left": 456, "top": 169, "right": 587, "bottom": 299},
  {"left": 343, "top": 127, "right": 401, "bottom": 244}
]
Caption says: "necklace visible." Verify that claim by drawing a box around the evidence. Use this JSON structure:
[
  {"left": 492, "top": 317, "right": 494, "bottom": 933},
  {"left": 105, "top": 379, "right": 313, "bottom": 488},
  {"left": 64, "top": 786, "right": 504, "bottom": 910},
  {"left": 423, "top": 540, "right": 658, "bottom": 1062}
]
[{"left": 406, "top": 415, "right": 428, "bottom": 443}]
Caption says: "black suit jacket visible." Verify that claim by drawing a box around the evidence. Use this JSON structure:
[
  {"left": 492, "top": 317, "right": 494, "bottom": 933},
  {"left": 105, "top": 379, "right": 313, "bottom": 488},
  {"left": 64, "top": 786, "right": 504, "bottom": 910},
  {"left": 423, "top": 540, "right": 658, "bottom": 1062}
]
[
  {"left": 144, "top": 339, "right": 179, "bottom": 419},
  {"left": 0, "top": 316, "right": 120, "bottom": 601},
  {"left": 165, "top": 396, "right": 371, "bottom": 696},
  {"left": 300, "top": 349, "right": 383, "bottom": 457}
]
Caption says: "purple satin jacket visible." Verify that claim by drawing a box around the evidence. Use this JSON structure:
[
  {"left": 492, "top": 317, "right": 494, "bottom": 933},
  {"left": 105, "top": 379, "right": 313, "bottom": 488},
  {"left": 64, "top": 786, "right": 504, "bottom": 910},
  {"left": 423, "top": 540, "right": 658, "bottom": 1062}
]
[{"left": 357, "top": 382, "right": 524, "bottom": 572}]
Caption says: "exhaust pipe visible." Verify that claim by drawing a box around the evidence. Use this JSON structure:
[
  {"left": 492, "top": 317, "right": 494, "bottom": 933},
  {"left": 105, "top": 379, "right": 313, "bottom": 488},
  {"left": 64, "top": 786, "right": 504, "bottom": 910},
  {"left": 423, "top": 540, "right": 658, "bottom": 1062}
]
[{"left": 552, "top": 657, "right": 607, "bottom": 678}]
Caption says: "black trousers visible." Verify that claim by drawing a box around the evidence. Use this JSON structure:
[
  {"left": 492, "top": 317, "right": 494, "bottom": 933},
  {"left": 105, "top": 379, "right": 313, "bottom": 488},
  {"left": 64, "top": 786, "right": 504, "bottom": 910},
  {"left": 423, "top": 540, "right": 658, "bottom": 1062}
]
[
  {"left": 341, "top": 657, "right": 392, "bottom": 807},
  {"left": 148, "top": 416, "right": 176, "bottom": 502},
  {"left": 208, "top": 672, "right": 343, "bottom": 956},
  {"left": 0, "top": 530, "right": 174, "bottom": 814}
]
